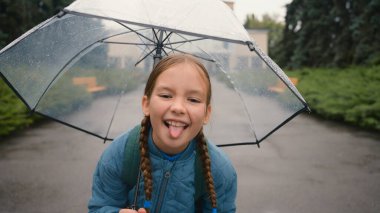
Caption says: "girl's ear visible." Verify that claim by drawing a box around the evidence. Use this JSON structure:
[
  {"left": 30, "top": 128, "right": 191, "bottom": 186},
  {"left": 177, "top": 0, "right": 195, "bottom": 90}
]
[
  {"left": 203, "top": 104, "right": 212, "bottom": 125},
  {"left": 142, "top": 95, "right": 150, "bottom": 116}
]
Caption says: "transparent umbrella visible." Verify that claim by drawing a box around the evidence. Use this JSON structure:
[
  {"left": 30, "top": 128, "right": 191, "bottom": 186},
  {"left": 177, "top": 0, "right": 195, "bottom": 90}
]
[{"left": 0, "top": 0, "right": 309, "bottom": 146}]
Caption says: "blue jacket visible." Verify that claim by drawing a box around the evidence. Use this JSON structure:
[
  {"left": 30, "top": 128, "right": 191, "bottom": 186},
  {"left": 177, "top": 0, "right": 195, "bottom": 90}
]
[{"left": 88, "top": 128, "right": 237, "bottom": 213}]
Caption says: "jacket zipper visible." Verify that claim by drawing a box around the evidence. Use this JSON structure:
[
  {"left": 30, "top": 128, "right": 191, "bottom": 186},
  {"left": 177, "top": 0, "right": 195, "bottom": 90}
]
[{"left": 154, "top": 170, "right": 171, "bottom": 213}]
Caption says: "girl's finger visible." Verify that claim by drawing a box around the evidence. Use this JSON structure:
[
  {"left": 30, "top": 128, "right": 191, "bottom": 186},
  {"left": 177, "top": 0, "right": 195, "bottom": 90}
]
[
  {"left": 137, "top": 208, "right": 147, "bottom": 213},
  {"left": 119, "top": 209, "right": 138, "bottom": 213}
]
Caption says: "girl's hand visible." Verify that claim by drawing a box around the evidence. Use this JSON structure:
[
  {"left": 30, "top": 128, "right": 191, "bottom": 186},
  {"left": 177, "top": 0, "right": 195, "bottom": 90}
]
[{"left": 119, "top": 208, "right": 147, "bottom": 213}]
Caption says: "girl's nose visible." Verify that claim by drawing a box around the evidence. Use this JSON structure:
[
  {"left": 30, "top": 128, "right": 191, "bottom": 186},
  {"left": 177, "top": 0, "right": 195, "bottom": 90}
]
[{"left": 170, "top": 99, "right": 186, "bottom": 114}]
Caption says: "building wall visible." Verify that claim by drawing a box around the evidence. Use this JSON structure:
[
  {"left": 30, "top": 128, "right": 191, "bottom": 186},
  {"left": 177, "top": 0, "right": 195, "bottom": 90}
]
[
  {"left": 222, "top": 1, "right": 269, "bottom": 54},
  {"left": 247, "top": 29, "right": 269, "bottom": 54}
]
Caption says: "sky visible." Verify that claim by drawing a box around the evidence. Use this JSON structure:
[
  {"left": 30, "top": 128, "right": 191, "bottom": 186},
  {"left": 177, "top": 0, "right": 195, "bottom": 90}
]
[{"left": 232, "top": 0, "right": 292, "bottom": 23}]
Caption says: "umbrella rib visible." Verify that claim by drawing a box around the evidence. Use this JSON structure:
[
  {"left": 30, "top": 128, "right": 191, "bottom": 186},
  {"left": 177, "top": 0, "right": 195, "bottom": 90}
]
[
  {"left": 212, "top": 57, "right": 259, "bottom": 141},
  {"left": 257, "top": 106, "right": 309, "bottom": 143},
  {"left": 116, "top": 21, "right": 155, "bottom": 43},
  {"left": 161, "top": 32, "right": 173, "bottom": 44},
  {"left": 164, "top": 46, "right": 215, "bottom": 62},
  {"left": 34, "top": 111, "right": 112, "bottom": 141},
  {"left": 167, "top": 32, "right": 189, "bottom": 50},
  {"left": 100, "top": 29, "right": 145, "bottom": 42},
  {"left": 165, "top": 38, "right": 207, "bottom": 46},
  {"left": 162, "top": 48, "right": 169, "bottom": 57},
  {"left": 132, "top": 30, "right": 158, "bottom": 64},
  {"left": 217, "top": 142, "right": 259, "bottom": 147},
  {"left": 135, "top": 47, "right": 157, "bottom": 66},
  {"left": 217, "top": 106, "right": 310, "bottom": 147},
  {"left": 152, "top": 29, "right": 160, "bottom": 43},
  {"left": 103, "top": 41, "right": 156, "bottom": 46},
  {"left": 231, "top": 83, "right": 259, "bottom": 142},
  {"left": 164, "top": 36, "right": 176, "bottom": 55},
  {"left": 103, "top": 88, "right": 125, "bottom": 144},
  {"left": 165, "top": 32, "right": 214, "bottom": 62}
]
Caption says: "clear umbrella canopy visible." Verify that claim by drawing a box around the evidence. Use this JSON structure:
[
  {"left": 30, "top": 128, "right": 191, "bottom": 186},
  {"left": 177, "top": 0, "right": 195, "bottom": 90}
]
[{"left": 0, "top": 0, "right": 309, "bottom": 146}]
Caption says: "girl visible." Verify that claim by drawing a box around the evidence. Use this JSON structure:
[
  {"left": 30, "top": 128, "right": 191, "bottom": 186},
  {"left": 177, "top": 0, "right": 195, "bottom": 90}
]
[{"left": 88, "top": 54, "right": 237, "bottom": 213}]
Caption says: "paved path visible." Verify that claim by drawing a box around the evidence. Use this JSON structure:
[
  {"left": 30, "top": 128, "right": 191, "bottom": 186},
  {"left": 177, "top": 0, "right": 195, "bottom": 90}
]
[{"left": 1, "top": 114, "right": 379, "bottom": 213}]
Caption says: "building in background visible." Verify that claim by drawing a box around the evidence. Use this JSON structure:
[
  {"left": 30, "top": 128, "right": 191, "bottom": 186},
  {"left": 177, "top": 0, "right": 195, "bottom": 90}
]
[{"left": 222, "top": 0, "right": 268, "bottom": 54}]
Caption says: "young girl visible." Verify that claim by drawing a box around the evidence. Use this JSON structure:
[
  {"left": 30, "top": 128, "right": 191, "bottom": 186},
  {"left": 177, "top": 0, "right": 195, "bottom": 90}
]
[{"left": 88, "top": 54, "right": 237, "bottom": 213}]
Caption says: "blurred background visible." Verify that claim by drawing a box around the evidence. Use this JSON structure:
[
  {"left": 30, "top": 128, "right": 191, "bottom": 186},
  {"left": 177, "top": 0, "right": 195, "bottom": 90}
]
[{"left": 0, "top": 0, "right": 379, "bottom": 212}]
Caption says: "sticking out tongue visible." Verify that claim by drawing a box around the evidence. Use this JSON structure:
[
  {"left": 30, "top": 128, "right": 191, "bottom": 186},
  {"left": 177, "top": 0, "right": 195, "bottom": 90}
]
[{"left": 168, "top": 125, "right": 184, "bottom": 138}]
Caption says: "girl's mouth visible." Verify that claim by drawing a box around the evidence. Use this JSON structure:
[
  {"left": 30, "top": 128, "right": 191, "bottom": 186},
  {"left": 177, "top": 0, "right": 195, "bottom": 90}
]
[{"left": 164, "top": 120, "right": 189, "bottom": 138}]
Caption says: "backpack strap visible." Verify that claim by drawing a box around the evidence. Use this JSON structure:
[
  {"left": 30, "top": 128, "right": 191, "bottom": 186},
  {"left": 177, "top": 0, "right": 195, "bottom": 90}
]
[{"left": 121, "top": 125, "right": 141, "bottom": 189}]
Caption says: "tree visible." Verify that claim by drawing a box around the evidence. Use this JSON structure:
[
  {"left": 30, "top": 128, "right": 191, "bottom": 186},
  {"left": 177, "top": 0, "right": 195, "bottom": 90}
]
[
  {"left": 0, "top": 0, "right": 74, "bottom": 49},
  {"left": 275, "top": 0, "right": 303, "bottom": 68},
  {"left": 279, "top": 0, "right": 380, "bottom": 68},
  {"left": 351, "top": 0, "right": 380, "bottom": 65}
]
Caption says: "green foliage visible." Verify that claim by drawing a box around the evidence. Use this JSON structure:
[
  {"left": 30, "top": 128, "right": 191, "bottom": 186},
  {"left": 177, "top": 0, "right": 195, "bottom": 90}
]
[
  {"left": 0, "top": 80, "right": 33, "bottom": 137},
  {"left": 0, "top": 0, "right": 74, "bottom": 49},
  {"left": 279, "top": 0, "right": 380, "bottom": 68},
  {"left": 287, "top": 66, "right": 380, "bottom": 130}
]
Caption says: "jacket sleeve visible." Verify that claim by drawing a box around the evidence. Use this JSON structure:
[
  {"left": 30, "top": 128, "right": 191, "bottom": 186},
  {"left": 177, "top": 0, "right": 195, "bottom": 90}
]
[{"left": 88, "top": 135, "right": 129, "bottom": 213}]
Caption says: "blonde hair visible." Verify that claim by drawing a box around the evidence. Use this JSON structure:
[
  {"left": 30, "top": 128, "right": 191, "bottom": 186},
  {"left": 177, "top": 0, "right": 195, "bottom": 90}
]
[{"left": 139, "top": 54, "right": 217, "bottom": 210}]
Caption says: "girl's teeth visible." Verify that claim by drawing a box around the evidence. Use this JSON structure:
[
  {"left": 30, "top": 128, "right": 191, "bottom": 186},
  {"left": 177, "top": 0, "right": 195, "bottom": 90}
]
[{"left": 168, "top": 121, "right": 186, "bottom": 127}]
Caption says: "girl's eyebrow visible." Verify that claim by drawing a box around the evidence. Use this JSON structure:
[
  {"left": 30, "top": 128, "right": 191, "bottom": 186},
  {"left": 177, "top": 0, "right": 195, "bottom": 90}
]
[
  {"left": 156, "top": 85, "right": 205, "bottom": 96},
  {"left": 155, "top": 85, "right": 172, "bottom": 92}
]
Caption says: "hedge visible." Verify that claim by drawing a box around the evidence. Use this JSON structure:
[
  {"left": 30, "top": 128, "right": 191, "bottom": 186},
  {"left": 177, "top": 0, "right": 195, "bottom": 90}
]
[{"left": 287, "top": 66, "right": 380, "bottom": 131}]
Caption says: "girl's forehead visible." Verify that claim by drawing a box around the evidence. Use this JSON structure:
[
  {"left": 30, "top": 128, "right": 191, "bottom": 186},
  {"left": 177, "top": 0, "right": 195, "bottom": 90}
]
[{"left": 159, "top": 63, "right": 208, "bottom": 83}]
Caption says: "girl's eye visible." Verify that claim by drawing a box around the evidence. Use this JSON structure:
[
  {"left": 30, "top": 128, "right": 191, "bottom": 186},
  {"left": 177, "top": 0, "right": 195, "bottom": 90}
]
[
  {"left": 188, "top": 98, "right": 201, "bottom": 103},
  {"left": 159, "top": 94, "right": 172, "bottom": 99}
]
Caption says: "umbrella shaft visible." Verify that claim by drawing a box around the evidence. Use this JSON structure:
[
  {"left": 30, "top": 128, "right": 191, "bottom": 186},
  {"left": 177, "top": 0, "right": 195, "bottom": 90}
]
[{"left": 154, "top": 30, "right": 164, "bottom": 66}]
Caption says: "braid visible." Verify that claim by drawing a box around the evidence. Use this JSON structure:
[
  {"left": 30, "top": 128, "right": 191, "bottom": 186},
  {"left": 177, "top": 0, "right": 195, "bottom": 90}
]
[
  {"left": 197, "top": 129, "right": 217, "bottom": 209},
  {"left": 139, "top": 116, "right": 153, "bottom": 210}
]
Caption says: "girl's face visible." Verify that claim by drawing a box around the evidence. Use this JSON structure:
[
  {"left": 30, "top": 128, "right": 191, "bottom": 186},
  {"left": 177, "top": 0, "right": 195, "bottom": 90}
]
[{"left": 142, "top": 62, "right": 211, "bottom": 155}]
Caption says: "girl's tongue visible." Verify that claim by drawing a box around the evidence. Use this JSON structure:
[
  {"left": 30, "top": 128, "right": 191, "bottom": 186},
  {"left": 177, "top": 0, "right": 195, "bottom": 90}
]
[{"left": 168, "top": 125, "right": 184, "bottom": 138}]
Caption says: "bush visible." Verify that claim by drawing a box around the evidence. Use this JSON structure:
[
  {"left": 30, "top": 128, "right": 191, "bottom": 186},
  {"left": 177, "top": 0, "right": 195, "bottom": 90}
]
[
  {"left": 0, "top": 80, "right": 33, "bottom": 137},
  {"left": 287, "top": 66, "right": 380, "bottom": 130}
]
